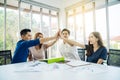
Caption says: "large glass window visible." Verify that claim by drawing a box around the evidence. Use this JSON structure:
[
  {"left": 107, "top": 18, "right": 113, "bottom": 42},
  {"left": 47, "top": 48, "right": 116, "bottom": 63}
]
[
  {"left": 42, "top": 8, "right": 50, "bottom": 37},
  {"left": 51, "top": 11, "right": 58, "bottom": 30},
  {"left": 109, "top": 4, "right": 120, "bottom": 49},
  {"left": 67, "top": 10, "right": 75, "bottom": 39},
  {"left": 75, "top": 7, "right": 84, "bottom": 43},
  {"left": 0, "top": 7, "right": 4, "bottom": 50},
  {"left": 20, "top": 2, "right": 30, "bottom": 30},
  {"left": 32, "top": 6, "right": 41, "bottom": 35},
  {"left": 96, "top": 8, "right": 107, "bottom": 47},
  {"left": 84, "top": 3, "right": 94, "bottom": 43},
  {"left": 6, "top": 0, "right": 19, "bottom": 53},
  {"left": 84, "top": 11, "right": 94, "bottom": 43},
  {"left": 50, "top": 11, "right": 59, "bottom": 57},
  {"left": 6, "top": 8, "right": 18, "bottom": 52}
]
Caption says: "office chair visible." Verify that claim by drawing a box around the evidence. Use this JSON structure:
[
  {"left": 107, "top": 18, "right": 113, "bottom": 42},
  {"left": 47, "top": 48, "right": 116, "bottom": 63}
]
[
  {"left": 107, "top": 49, "right": 120, "bottom": 67},
  {"left": 45, "top": 49, "right": 48, "bottom": 59},
  {"left": 0, "top": 50, "right": 12, "bottom": 65},
  {"left": 77, "top": 48, "right": 85, "bottom": 61}
]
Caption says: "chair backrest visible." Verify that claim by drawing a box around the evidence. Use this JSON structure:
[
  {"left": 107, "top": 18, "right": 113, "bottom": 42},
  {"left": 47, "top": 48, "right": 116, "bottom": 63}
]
[
  {"left": 77, "top": 48, "right": 85, "bottom": 61},
  {"left": 45, "top": 49, "right": 47, "bottom": 59},
  {"left": 0, "top": 50, "right": 12, "bottom": 65},
  {"left": 107, "top": 49, "right": 120, "bottom": 67}
]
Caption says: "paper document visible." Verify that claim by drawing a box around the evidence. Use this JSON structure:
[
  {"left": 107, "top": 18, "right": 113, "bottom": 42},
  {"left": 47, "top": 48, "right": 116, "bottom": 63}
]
[{"left": 66, "top": 60, "right": 91, "bottom": 67}]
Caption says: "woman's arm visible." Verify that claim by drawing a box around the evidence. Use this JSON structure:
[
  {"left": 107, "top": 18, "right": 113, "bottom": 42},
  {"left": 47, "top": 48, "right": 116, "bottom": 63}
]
[
  {"left": 97, "top": 59, "right": 104, "bottom": 64},
  {"left": 97, "top": 48, "right": 107, "bottom": 64},
  {"left": 46, "top": 38, "right": 58, "bottom": 48}
]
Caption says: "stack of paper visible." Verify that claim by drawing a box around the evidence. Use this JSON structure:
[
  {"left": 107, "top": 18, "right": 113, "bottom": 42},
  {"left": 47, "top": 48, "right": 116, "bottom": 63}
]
[{"left": 66, "top": 60, "right": 91, "bottom": 67}]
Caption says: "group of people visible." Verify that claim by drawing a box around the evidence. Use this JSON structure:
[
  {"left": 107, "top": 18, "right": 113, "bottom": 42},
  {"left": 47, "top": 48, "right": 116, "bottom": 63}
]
[{"left": 11, "top": 28, "right": 107, "bottom": 64}]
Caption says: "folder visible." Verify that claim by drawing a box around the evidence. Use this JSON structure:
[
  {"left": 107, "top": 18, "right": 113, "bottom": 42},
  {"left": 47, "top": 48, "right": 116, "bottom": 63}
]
[{"left": 39, "top": 57, "right": 65, "bottom": 64}]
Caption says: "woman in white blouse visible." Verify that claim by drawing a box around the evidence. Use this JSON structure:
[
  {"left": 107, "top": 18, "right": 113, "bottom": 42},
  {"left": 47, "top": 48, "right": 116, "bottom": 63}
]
[{"left": 28, "top": 32, "right": 58, "bottom": 61}]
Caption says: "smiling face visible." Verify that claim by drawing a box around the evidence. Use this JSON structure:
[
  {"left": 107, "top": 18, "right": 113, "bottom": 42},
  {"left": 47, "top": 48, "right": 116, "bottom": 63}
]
[
  {"left": 89, "top": 33, "right": 98, "bottom": 45},
  {"left": 61, "top": 29, "right": 70, "bottom": 39},
  {"left": 62, "top": 31, "right": 70, "bottom": 39}
]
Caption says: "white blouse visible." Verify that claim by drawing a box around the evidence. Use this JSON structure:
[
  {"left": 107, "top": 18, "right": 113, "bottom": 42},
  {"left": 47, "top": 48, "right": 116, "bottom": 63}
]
[
  {"left": 29, "top": 44, "right": 46, "bottom": 60},
  {"left": 59, "top": 42, "right": 81, "bottom": 60}
]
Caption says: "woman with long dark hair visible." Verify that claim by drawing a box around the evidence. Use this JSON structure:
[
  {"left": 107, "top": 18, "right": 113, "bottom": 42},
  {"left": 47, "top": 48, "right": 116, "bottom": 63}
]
[{"left": 60, "top": 31, "right": 107, "bottom": 64}]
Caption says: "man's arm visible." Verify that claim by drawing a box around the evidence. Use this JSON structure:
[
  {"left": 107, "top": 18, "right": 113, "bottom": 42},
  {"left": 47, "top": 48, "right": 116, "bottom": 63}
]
[
  {"left": 21, "top": 31, "right": 59, "bottom": 48},
  {"left": 63, "top": 38, "right": 85, "bottom": 48},
  {"left": 40, "top": 31, "right": 59, "bottom": 43},
  {"left": 59, "top": 31, "right": 85, "bottom": 48}
]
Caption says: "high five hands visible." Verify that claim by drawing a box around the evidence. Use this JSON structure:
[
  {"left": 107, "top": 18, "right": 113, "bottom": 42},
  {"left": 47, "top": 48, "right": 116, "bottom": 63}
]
[{"left": 54, "top": 29, "right": 65, "bottom": 41}]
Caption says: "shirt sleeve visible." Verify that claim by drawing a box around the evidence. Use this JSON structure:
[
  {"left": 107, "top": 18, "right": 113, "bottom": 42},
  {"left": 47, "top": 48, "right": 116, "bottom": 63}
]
[
  {"left": 99, "top": 47, "right": 107, "bottom": 60},
  {"left": 21, "top": 39, "right": 40, "bottom": 48}
]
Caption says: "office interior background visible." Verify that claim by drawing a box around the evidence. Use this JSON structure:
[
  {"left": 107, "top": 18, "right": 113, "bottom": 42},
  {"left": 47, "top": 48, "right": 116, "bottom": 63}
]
[{"left": 0, "top": 0, "right": 120, "bottom": 61}]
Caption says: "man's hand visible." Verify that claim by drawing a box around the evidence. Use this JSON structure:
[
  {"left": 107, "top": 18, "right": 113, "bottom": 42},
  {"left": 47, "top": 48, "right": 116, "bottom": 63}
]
[
  {"left": 54, "top": 31, "right": 59, "bottom": 38},
  {"left": 58, "top": 29, "right": 64, "bottom": 39}
]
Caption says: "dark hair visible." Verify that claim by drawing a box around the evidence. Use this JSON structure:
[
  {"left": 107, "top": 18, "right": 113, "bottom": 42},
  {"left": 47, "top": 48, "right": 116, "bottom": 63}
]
[
  {"left": 86, "top": 32, "right": 104, "bottom": 56},
  {"left": 20, "top": 29, "right": 31, "bottom": 36},
  {"left": 62, "top": 28, "right": 70, "bottom": 35},
  {"left": 34, "top": 32, "right": 43, "bottom": 39}
]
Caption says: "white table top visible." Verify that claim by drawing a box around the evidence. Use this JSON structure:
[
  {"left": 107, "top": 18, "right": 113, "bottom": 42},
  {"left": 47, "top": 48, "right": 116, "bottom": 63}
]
[{"left": 0, "top": 60, "right": 120, "bottom": 80}]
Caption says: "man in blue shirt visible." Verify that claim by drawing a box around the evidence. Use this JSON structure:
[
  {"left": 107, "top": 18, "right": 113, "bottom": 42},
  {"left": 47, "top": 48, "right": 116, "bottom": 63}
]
[{"left": 12, "top": 29, "right": 59, "bottom": 63}]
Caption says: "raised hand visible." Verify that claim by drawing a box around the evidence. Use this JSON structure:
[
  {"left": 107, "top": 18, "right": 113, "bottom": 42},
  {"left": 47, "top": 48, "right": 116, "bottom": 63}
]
[
  {"left": 54, "top": 29, "right": 60, "bottom": 39},
  {"left": 58, "top": 29, "right": 64, "bottom": 39}
]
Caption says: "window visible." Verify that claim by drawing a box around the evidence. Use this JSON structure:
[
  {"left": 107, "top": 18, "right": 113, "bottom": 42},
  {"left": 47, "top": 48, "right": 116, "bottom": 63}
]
[
  {"left": 84, "top": 11, "right": 94, "bottom": 43},
  {"left": 109, "top": 4, "right": 120, "bottom": 49},
  {"left": 6, "top": 0, "right": 19, "bottom": 53},
  {"left": 31, "top": 6, "right": 41, "bottom": 35},
  {"left": 84, "top": 3, "right": 94, "bottom": 43},
  {"left": 96, "top": 8, "right": 107, "bottom": 47},
  {"left": 6, "top": 8, "right": 18, "bottom": 52},
  {"left": 0, "top": 7, "right": 4, "bottom": 50},
  {"left": 51, "top": 11, "right": 58, "bottom": 29},
  {"left": 20, "top": 2, "right": 30, "bottom": 30},
  {"left": 75, "top": 7, "right": 84, "bottom": 43},
  {"left": 41, "top": 8, "right": 50, "bottom": 37},
  {"left": 50, "top": 11, "right": 59, "bottom": 57},
  {"left": 32, "top": 13, "right": 41, "bottom": 35},
  {"left": 67, "top": 10, "right": 75, "bottom": 39}
]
